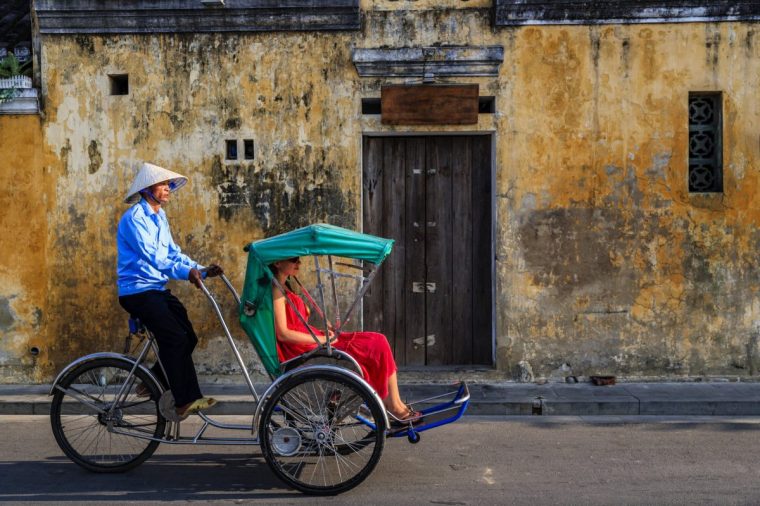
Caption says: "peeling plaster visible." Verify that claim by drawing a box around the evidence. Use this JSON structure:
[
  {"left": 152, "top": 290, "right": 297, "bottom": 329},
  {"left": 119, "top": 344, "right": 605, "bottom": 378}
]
[
  {"left": 4, "top": 8, "right": 760, "bottom": 381},
  {"left": 0, "top": 298, "right": 15, "bottom": 331}
]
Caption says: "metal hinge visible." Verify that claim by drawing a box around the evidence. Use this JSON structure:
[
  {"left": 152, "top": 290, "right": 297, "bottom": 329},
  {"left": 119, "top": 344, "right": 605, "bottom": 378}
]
[
  {"left": 412, "top": 282, "right": 437, "bottom": 293},
  {"left": 412, "top": 334, "right": 436, "bottom": 349}
]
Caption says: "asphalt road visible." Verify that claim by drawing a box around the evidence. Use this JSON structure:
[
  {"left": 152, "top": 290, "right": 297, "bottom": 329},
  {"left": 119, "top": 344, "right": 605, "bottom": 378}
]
[{"left": 2, "top": 415, "right": 760, "bottom": 505}]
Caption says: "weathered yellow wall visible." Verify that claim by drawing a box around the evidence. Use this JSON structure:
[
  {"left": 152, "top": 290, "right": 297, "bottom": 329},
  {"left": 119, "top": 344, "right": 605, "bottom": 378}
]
[
  {"left": 0, "top": 114, "right": 52, "bottom": 381},
  {"left": 3, "top": 2, "right": 760, "bottom": 381},
  {"left": 497, "top": 22, "right": 760, "bottom": 379}
]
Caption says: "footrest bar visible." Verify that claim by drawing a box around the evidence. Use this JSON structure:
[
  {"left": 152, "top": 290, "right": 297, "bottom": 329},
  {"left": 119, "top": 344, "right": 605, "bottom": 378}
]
[{"left": 388, "top": 381, "right": 470, "bottom": 438}]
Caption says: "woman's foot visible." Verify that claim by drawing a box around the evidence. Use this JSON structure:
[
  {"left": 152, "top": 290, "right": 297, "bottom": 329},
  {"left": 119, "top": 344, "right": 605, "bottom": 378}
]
[
  {"left": 175, "top": 397, "right": 218, "bottom": 418},
  {"left": 388, "top": 403, "right": 423, "bottom": 423}
]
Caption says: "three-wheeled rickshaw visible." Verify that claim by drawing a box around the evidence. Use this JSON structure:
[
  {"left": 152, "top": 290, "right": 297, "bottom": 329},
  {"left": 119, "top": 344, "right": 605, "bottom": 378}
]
[{"left": 50, "top": 224, "right": 469, "bottom": 494}]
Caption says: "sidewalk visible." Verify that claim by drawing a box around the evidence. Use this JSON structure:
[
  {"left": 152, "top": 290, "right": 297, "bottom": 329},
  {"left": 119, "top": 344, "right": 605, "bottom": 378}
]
[{"left": 3, "top": 381, "right": 760, "bottom": 416}]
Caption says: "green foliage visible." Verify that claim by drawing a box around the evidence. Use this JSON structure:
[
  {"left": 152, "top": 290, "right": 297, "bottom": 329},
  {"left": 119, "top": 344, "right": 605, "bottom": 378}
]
[
  {"left": 0, "top": 54, "right": 32, "bottom": 104},
  {"left": 0, "top": 53, "right": 32, "bottom": 79},
  {"left": 0, "top": 88, "right": 18, "bottom": 103}
]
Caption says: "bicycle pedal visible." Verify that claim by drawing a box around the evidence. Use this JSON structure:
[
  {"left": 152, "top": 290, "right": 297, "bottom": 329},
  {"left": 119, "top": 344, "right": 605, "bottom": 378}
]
[{"left": 159, "top": 391, "right": 189, "bottom": 422}]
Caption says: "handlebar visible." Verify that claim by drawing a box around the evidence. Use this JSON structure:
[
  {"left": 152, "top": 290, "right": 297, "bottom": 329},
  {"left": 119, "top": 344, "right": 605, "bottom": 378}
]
[{"left": 197, "top": 271, "right": 241, "bottom": 307}]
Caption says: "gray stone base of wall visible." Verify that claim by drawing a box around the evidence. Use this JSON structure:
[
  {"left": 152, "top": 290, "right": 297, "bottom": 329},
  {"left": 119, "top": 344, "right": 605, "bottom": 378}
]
[
  {"left": 5, "top": 378, "right": 760, "bottom": 416},
  {"left": 0, "top": 88, "right": 39, "bottom": 114}
]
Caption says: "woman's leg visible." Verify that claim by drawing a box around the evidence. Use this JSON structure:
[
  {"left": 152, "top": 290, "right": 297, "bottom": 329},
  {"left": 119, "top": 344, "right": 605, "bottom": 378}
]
[
  {"left": 336, "top": 331, "right": 416, "bottom": 419},
  {"left": 383, "top": 372, "right": 413, "bottom": 418}
]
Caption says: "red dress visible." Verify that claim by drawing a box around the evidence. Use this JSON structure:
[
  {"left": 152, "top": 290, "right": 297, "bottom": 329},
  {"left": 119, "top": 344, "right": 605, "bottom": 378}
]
[{"left": 276, "top": 291, "right": 397, "bottom": 399}]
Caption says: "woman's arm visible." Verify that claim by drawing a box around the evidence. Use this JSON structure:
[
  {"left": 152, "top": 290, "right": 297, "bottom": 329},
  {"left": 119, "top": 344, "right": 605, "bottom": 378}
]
[{"left": 272, "top": 288, "right": 334, "bottom": 345}]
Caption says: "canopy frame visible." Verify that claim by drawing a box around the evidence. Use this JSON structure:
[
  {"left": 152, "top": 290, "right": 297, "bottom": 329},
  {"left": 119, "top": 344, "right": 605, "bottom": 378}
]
[
  {"left": 239, "top": 224, "right": 393, "bottom": 378},
  {"left": 269, "top": 254, "right": 382, "bottom": 356}
]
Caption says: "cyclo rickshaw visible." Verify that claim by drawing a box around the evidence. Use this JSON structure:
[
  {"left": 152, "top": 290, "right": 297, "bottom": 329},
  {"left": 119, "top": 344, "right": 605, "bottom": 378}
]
[{"left": 49, "top": 224, "right": 469, "bottom": 495}]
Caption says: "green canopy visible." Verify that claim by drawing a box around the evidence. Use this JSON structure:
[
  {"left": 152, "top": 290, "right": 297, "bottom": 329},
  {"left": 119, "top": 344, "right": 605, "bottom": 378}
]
[
  {"left": 245, "top": 223, "right": 394, "bottom": 265},
  {"left": 238, "top": 224, "right": 394, "bottom": 377}
]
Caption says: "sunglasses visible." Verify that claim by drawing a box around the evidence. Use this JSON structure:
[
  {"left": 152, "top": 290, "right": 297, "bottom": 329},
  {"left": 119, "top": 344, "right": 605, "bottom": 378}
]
[{"left": 287, "top": 257, "right": 300, "bottom": 263}]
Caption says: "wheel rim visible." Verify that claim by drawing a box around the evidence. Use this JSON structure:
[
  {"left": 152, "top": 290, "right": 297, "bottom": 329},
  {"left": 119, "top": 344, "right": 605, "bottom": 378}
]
[
  {"left": 55, "top": 364, "right": 162, "bottom": 467},
  {"left": 263, "top": 375, "right": 383, "bottom": 491}
]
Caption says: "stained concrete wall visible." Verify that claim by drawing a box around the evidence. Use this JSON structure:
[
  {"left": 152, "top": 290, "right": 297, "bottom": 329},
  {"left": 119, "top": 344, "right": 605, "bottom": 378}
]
[
  {"left": 497, "top": 21, "right": 760, "bottom": 379},
  {"left": 0, "top": 115, "right": 50, "bottom": 381},
  {"left": 2, "top": 0, "right": 760, "bottom": 382}
]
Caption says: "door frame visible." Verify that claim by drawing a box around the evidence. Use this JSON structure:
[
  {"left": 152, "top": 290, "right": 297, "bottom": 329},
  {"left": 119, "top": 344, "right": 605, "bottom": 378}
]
[{"left": 359, "top": 131, "right": 497, "bottom": 367}]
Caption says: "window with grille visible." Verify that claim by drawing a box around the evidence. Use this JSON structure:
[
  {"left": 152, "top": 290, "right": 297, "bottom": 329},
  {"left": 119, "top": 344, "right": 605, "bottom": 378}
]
[{"left": 688, "top": 92, "right": 722, "bottom": 193}]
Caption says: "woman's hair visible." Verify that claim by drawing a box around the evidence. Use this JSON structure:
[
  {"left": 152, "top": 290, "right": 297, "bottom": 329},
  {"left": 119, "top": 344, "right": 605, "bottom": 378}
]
[{"left": 268, "top": 263, "right": 296, "bottom": 293}]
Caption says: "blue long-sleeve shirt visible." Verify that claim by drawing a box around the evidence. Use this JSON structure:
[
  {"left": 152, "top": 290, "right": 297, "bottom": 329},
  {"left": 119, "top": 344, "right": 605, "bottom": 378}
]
[{"left": 117, "top": 198, "right": 203, "bottom": 296}]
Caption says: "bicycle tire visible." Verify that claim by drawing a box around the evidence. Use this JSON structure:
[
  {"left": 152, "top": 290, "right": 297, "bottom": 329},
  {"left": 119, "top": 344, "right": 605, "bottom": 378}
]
[
  {"left": 259, "top": 368, "right": 386, "bottom": 495},
  {"left": 50, "top": 357, "right": 166, "bottom": 473}
]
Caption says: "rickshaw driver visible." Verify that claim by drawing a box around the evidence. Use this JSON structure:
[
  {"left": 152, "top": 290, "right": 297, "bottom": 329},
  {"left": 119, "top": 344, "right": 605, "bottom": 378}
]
[{"left": 117, "top": 162, "right": 223, "bottom": 419}]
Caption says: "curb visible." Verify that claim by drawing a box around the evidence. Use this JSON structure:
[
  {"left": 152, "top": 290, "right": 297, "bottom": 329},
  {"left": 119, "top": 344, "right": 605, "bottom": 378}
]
[{"left": 4, "top": 382, "right": 760, "bottom": 416}]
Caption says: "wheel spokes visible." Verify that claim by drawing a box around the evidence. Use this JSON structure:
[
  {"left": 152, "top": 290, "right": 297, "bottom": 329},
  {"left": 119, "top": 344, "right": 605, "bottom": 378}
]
[
  {"left": 265, "top": 378, "right": 379, "bottom": 489},
  {"left": 57, "top": 365, "right": 161, "bottom": 466}
]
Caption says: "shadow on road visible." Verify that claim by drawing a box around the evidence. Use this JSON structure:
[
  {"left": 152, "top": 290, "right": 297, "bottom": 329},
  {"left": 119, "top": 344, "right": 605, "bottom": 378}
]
[
  {"left": 505, "top": 418, "right": 760, "bottom": 432},
  {"left": 0, "top": 453, "right": 308, "bottom": 502}
]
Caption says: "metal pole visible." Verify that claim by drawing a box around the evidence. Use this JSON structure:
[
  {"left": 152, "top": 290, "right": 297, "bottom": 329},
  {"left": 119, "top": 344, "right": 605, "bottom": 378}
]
[
  {"left": 271, "top": 276, "right": 322, "bottom": 346},
  {"left": 327, "top": 255, "right": 341, "bottom": 331},
  {"left": 341, "top": 263, "right": 380, "bottom": 328},
  {"left": 108, "top": 337, "right": 153, "bottom": 416},
  {"left": 313, "top": 255, "right": 332, "bottom": 355},
  {"left": 220, "top": 274, "right": 241, "bottom": 306},
  {"left": 199, "top": 280, "right": 259, "bottom": 403},
  {"left": 293, "top": 276, "right": 326, "bottom": 321}
]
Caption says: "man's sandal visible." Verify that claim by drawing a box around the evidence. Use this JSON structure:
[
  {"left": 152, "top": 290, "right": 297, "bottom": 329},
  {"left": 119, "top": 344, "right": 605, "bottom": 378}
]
[{"left": 175, "top": 397, "right": 218, "bottom": 419}]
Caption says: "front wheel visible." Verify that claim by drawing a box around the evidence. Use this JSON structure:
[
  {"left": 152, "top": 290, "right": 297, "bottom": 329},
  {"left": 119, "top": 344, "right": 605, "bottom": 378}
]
[
  {"left": 50, "top": 357, "right": 166, "bottom": 472},
  {"left": 259, "top": 368, "right": 386, "bottom": 495}
]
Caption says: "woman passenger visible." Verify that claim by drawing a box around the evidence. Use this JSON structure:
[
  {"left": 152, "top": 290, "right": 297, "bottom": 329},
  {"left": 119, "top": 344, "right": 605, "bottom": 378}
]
[{"left": 270, "top": 257, "right": 420, "bottom": 423}]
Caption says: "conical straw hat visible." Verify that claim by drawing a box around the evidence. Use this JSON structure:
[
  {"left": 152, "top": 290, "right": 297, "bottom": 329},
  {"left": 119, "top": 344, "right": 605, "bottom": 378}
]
[{"left": 124, "top": 162, "right": 188, "bottom": 204}]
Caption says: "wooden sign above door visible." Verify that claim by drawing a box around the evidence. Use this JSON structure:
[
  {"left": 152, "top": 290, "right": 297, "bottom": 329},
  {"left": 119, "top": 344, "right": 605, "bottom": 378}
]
[{"left": 381, "top": 84, "right": 479, "bottom": 125}]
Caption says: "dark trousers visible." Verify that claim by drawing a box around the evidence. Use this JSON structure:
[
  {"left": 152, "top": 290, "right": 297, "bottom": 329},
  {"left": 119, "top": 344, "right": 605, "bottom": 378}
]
[{"left": 119, "top": 289, "right": 203, "bottom": 407}]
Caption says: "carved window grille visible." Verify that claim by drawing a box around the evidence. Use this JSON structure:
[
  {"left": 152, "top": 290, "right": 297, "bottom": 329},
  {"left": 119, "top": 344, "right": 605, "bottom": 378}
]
[{"left": 688, "top": 92, "right": 722, "bottom": 193}]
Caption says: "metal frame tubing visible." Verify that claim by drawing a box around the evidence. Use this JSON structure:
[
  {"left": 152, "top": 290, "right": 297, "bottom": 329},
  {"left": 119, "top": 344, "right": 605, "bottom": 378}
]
[
  {"left": 313, "top": 255, "right": 333, "bottom": 355},
  {"left": 341, "top": 263, "right": 380, "bottom": 328},
  {"left": 199, "top": 277, "right": 259, "bottom": 402},
  {"left": 271, "top": 276, "right": 323, "bottom": 347}
]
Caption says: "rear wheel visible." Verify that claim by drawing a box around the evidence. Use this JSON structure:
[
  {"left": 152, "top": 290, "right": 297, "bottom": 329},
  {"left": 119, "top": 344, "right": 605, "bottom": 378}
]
[
  {"left": 50, "top": 357, "right": 166, "bottom": 472},
  {"left": 259, "top": 368, "right": 386, "bottom": 495}
]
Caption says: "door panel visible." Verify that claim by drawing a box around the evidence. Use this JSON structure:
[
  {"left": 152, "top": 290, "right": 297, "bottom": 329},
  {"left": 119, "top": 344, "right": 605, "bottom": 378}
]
[
  {"left": 363, "top": 135, "right": 492, "bottom": 367},
  {"left": 403, "top": 139, "right": 427, "bottom": 366},
  {"left": 362, "top": 137, "right": 385, "bottom": 333},
  {"left": 425, "top": 137, "right": 454, "bottom": 365},
  {"left": 451, "top": 137, "right": 474, "bottom": 364},
  {"left": 471, "top": 136, "right": 493, "bottom": 365},
  {"left": 381, "top": 138, "right": 405, "bottom": 361}
]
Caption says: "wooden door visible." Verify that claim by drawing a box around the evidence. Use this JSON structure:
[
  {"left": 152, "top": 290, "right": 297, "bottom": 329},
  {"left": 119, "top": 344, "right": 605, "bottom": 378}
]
[{"left": 362, "top": 135, "right": 492, "bottom": 366}]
